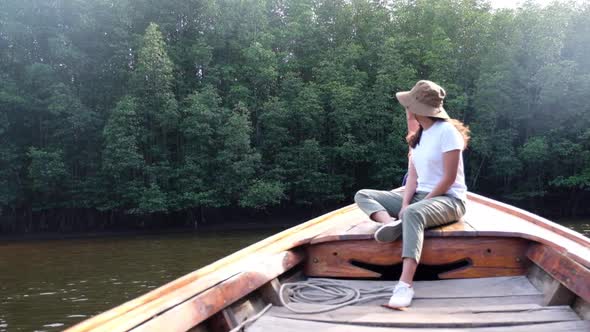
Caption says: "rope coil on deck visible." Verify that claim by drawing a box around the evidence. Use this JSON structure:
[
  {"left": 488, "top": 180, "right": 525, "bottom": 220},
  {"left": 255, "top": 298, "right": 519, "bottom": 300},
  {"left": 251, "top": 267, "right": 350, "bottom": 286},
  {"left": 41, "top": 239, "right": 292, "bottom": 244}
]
[{"left": 279, "top": 278, "right": 395, "bottom": 314}]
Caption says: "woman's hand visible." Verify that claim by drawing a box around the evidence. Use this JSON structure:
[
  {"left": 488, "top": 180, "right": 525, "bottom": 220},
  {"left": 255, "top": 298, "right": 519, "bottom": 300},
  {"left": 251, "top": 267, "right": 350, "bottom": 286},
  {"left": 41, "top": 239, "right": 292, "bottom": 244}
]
[
  {"left": 401, "top": 157, "right": 418, "bottom": 219},
  {"left": 399, "top": 204, "right": 408, "bottom": 219}
]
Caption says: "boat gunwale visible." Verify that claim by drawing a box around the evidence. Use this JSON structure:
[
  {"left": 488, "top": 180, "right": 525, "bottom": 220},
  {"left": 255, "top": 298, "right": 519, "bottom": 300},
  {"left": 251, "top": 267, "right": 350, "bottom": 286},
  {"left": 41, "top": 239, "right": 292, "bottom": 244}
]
[
  {"left": 129, "top": 249, "right": 305, "bottom": 332},
  {"left": 467, "top": 192, "right": 590, "bottom": 248},
  {"left": 64, "top": 204, "right": 359, "bottom": 332}
]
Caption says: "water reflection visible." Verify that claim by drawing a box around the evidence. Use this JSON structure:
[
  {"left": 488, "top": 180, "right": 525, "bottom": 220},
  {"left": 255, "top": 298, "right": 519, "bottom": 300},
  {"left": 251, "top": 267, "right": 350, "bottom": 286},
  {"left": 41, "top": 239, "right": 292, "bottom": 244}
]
[
  {"left": 0, "top": 230, "right": 276, "bottom": 332},
  {"left": 559, "top": 220, "right": 590, "bottom": 238}
]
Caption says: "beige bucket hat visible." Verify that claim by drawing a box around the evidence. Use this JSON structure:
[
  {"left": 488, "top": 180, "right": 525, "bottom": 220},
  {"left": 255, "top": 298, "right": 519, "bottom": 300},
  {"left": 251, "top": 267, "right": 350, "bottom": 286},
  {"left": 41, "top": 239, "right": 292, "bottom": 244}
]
[{"left": 395, "top": 80, "right": 449, "bottom": 119}]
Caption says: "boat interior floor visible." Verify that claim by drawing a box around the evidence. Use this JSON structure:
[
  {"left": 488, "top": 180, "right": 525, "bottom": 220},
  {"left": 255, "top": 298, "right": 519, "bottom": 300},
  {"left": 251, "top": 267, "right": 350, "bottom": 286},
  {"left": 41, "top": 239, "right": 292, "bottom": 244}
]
[{"left": 247, "top": 276, "right": 590, "bottom": 332}]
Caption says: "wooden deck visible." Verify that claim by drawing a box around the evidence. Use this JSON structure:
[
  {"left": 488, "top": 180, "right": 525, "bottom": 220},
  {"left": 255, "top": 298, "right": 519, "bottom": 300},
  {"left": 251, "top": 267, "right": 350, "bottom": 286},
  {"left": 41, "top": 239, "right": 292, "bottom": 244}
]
[{"left": 248, "top": 277, "right": 589, "bottom": 332}]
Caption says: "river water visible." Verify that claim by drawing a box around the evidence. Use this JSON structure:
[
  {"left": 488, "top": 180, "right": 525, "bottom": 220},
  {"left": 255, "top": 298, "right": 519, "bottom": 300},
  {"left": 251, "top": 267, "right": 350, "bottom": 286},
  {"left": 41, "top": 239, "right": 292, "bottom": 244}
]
[
  {"left": 0, "top": 229, "right": 278, "bottom": 332},
  {"left": 0, "top": 222, "right": 588, "bottom": 332}
]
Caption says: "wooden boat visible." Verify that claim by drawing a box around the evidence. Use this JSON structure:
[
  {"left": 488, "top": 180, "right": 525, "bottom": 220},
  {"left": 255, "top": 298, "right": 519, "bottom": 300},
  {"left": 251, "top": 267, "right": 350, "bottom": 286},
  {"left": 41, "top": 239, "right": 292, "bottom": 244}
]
[{"left": 65, "top": 191, "right": 590, "bottom": 332}]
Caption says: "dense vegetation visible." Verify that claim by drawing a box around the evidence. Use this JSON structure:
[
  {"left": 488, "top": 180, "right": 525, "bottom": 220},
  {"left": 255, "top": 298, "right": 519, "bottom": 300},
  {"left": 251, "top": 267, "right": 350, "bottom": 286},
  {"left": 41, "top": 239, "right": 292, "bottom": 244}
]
[{"left": 1, "top": 0, "right": 589, "bottom": 232}]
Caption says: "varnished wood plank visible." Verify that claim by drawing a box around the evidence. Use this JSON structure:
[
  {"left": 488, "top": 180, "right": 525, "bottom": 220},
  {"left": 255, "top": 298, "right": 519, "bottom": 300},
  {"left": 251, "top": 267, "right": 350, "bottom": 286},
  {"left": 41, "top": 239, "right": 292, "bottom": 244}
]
[
  {"left": 439, "top": 218, "right": 477, "bottom": 237},
  {"left": 465, "top": 197, "right": 590, "bottom": 269},
  {"left": 269, "top": 304, "right": 580, "bottom": 328},
  {"left": 527, "top": 243, "right": 590, "bottom": 303},
  {"left": 311, "top": 220, "right": 377, "bottom": 244},
  {"left": 305, "top": 237, "right": 530, "bottom": 279},
  {"left": 129, "top": 250, "right": 304, "bottom": 332},
  {"left": 528, "top": 264, "right": 577, "bottom": 305},
  {"left": 467, "top": 192, "right": 590, "bottom": 248},
  {"left": 309, "top": 210, "right": 370, "bottom": 244},
  {"left": 340, "top": 220, "right": 382, "bottom": 240},
  {"left": 249, "top": 316, "right": 590, "bottom": 332},
  {"left": 311, "top": 218, "right": 476, "bottom": 245}
]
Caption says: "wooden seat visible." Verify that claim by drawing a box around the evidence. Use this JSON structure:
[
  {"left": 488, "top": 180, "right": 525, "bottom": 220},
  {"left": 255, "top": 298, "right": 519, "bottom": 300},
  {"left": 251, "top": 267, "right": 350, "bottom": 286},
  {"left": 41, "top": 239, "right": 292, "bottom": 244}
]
[
  {"left": 311, "top": 218, "right": 474, "bottom": 245},
  {"left": 305, "top": 236, "right": 530, "bottom": 279},
  {"left": 310, "top": 193, "right": 590, "bottom": 270}
]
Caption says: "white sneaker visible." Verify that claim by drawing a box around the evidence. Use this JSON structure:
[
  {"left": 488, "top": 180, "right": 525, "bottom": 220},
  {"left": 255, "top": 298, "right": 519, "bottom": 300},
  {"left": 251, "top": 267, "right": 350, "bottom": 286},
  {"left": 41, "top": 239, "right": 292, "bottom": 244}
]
[
  {"left": 374, "top": 219, "right": 402, "bottom": 243},
  {"left": 388, "top": 281, "right": 414, "bottom": 308}
]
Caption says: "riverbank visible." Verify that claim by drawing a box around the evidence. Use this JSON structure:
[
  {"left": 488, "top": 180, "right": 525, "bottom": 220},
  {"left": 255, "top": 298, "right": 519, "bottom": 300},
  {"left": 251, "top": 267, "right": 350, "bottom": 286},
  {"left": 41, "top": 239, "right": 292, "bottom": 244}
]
[
  {"left": 0, "top": 202, "right": 323, "bottom": 238},
  {"left": 1, "top": 216, "right": 588, "bottom": 243},
  {"left": 3, "top": 189, "right": 589, "bottom": 236},
  {"left": 0, "top": 220, "right": 302, "bottom": 243}
]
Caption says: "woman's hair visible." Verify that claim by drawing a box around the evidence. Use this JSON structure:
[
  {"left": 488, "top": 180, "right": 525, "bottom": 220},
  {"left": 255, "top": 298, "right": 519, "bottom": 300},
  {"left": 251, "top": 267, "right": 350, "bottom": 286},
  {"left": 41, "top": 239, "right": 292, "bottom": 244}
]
[{"left": 406, "top": 117, "right": 470, "bottom": 149}]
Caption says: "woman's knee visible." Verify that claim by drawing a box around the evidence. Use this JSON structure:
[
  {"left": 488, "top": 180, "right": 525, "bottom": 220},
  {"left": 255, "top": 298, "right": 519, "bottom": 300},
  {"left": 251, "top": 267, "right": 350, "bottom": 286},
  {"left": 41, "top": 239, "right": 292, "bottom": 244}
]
[
  {"left": 402, "top": 206, "right": 423, "bottom": 224},
  {"left": 354, "top": 189, "right": 370, "bottom": 204}
]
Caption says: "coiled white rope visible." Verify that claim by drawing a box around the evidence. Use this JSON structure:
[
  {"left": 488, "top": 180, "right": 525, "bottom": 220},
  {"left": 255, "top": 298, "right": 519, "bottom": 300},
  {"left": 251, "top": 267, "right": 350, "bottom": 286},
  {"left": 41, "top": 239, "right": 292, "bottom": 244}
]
[
  {"left": 279, "top": 278, "right": 395, "bottom": 314},
  {"left": 229, "top": 279, "right": 395, "bottom": 331}
]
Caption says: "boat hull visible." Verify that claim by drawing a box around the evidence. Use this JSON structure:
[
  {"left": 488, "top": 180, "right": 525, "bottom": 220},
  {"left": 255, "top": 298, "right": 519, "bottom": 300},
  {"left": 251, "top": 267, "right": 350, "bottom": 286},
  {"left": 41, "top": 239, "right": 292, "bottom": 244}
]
[{"left": 65, "top": 192, "right": 590, "bottom": 332}]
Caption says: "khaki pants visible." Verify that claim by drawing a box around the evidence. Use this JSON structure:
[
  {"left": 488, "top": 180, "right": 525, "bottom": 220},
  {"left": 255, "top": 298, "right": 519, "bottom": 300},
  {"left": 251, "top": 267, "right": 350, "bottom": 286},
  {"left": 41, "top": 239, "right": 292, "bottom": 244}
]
[{"left": 354, "top": 189, "right": 466, "bottom": 262}]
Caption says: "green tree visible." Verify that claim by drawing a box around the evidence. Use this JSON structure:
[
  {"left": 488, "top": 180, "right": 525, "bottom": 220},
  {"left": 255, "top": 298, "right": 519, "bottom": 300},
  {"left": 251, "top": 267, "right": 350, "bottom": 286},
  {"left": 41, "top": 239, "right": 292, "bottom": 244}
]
[
  {"left": 1, "top": 0, "right": 590, "bottom": 230},
  {"left": 27, "top": 148, "right": 68, "bottom": 209},
  {"left": 178, "top": 85, "right": 267, "bottom": 219},
  {"left": 0, "top": 77, "right": 25, "bottom": 210},
  {"left": 131, "top": 22, "right": 179, "bottom": 165},
  {"left": 100, "top": 97, "right": 145, "bottom": 212}
]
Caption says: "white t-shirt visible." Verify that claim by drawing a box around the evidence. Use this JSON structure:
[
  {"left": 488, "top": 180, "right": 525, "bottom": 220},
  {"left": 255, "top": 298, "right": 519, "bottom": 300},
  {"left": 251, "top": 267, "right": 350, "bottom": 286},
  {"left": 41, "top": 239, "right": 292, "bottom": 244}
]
[{"left": 410, "top": 121, "right": 467, "bottom": 201}]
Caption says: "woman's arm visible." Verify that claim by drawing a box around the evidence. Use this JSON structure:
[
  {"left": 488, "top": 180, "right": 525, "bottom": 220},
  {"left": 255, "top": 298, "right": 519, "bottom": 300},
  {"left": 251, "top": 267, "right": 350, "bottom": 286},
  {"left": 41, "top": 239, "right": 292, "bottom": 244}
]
[
  {"left": 401, "top": 157, "right": 418, "bottom": 216},
  {"left": 401, "top": 110, "right": 419, "bottom": 216},
  {"left": 425, "top": 149, "right": 460, "bottom": 199}
]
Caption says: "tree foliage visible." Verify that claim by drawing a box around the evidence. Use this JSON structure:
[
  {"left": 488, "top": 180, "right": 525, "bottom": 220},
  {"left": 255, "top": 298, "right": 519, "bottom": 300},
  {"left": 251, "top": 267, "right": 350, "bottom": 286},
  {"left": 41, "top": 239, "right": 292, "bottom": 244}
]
[{"left": 1, "top": 0, "right": 589, "bottom": 229}]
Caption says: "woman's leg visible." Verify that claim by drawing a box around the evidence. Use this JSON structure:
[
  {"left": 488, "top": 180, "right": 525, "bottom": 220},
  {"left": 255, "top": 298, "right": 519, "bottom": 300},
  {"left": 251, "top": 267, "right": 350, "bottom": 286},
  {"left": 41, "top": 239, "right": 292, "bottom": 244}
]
[
  {"left": 355, "top": 189, "right": 425, "bottom": 243},
  {"left": 399, "top": 258, "right": 419, "bottom": 285},
  {"left": 388, "top": 196, "right": 465, "bottom": 308},
  {"left": 354, "top": 189, "right": 405, "bottom": 222},
  {"left": 400, "top": 196, "right": 466, "bottom": 283}
]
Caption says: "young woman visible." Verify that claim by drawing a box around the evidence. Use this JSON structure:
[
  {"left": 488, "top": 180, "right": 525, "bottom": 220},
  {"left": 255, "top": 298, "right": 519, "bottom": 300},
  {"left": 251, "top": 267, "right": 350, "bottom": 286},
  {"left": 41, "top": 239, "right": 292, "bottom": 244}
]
[{"left": 354, "top": 80, "right": 470, "bottom": 308}]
